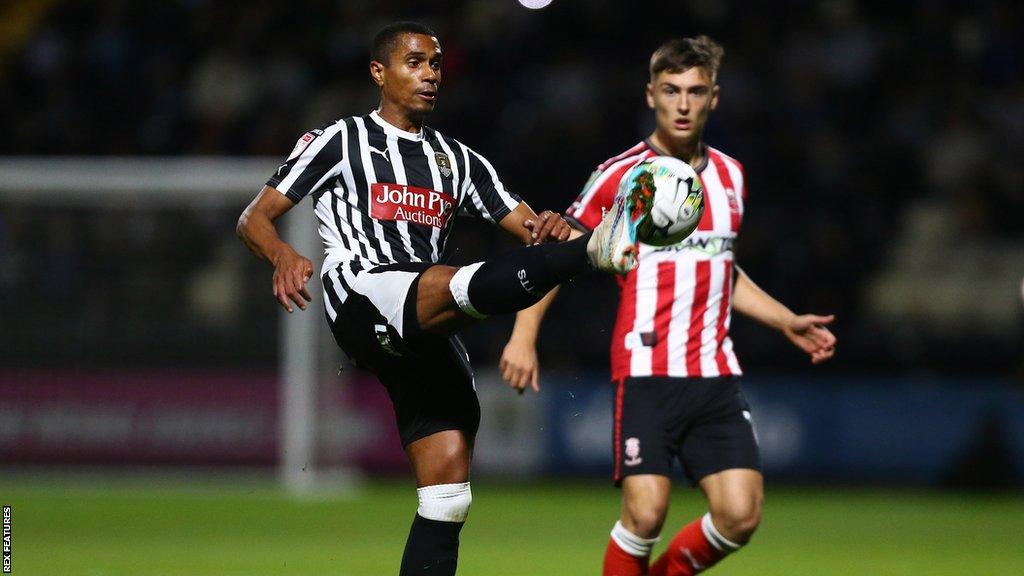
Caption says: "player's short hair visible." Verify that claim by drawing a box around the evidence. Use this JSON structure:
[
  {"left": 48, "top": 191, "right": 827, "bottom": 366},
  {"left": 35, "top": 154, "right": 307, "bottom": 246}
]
[
  {"left": 372, "top": 21, "right": 438, "bottom": 64},
  {"left": 649, "top": 35, "right": 724, "bottom": 81}
]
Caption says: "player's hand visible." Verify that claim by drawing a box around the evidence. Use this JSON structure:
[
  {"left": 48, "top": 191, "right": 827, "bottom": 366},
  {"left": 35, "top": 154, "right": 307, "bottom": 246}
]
[
  {"left": 272, "top": 247, "right": 313, "bottom": 313},
  {"left": 783, "top": 314, "right": 836, "bottom": 364},
  {"left": 523, "top": 211, "right": 572, "bottom": 245},
  {"left": 500, "top": 339, "right": 540, "bottom": 395}
]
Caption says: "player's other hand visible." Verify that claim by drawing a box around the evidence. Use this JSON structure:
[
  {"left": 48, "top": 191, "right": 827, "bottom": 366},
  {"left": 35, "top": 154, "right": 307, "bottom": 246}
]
[
  {"left": 272, "top": 247, "right": 313, "bottom": 313},
  {"left": 784, "top": 314, "right": 836, "bottom": 364},
  {"left": 500, "top": 339, "right": 540, "bottom": 395},
  {"left": 523, "top": 210, "right": 572, "bottom": 245}
]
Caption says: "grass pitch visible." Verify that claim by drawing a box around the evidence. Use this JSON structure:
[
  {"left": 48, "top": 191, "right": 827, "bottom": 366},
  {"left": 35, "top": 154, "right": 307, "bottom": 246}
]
[{"left": 3, "top": 475, "right": 1023, "bottom": 575}]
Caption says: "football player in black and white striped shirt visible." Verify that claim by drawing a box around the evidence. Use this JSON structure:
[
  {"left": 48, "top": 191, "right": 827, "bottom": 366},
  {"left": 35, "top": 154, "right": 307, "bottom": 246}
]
[{"left": 238, "top": 21, "right": 646, "bottom": 575}]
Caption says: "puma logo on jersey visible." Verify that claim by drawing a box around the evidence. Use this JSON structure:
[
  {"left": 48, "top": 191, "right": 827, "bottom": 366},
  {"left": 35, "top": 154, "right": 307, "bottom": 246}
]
[{"left": 368, "top": 145, "right": 391, "bottom": 162}]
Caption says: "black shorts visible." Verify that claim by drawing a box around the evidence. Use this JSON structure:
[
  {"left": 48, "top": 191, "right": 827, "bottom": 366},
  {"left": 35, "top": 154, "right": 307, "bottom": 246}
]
[
  {"left": 323, "top": 260, "right": 480, "bottom": 448},
  {"left": 612, "top": 375, "right": 761, "bottom": 486}
]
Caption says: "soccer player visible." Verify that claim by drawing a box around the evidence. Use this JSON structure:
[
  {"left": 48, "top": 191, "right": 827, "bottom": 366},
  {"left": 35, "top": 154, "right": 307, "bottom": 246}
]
[
  {"left": 499, "top": 36, "right": 837, "bottom": 575},
  {"left": 237, "top": 22, "right": 648, "bottom": 576}
]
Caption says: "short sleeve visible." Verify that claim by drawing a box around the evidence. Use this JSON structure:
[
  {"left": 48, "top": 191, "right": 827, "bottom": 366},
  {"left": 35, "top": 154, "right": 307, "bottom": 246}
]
[
  {"left": 564, "top": 159, "right": 637, "bottom": 231},
  {"left": 738, "top": 162, "right": 747, "bottom": 201},
  {"left": 267, "top": 122, "right": 344, "bottom": 203},
  {"left": 460, "top": 145, "right": 522, "bottom": 223}
]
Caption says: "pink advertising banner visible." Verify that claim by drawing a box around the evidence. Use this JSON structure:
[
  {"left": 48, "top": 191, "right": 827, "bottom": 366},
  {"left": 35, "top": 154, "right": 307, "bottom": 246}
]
[{"left": 0, "top": 369, "right": 406, "bottom": 470}]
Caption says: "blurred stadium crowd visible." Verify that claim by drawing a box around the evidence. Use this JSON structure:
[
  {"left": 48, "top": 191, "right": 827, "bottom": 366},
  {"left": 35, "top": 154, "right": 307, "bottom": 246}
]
[{"left": 1, "top": 0, "right": 1021, "bottom": 377}]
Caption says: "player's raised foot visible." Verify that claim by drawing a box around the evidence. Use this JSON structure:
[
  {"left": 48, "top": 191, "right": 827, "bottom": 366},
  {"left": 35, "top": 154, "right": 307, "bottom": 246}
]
[{"left": 586, "top": 172, "right": 655, "bottom": 274}]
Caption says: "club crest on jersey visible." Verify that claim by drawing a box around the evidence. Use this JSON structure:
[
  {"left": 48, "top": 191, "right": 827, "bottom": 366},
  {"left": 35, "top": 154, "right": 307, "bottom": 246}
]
[
  {"left": 624, "top": 437, "right": 643, "bottom": 466},
  {"left": 434, "top": 152, "right": 452, "bottom": 178},
  {"left": 370, "top": 183, "right": 455, "bottom": 229}
]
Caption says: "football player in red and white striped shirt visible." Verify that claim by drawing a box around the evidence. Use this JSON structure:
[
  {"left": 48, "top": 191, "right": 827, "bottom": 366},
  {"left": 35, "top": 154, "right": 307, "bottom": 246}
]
[{"left": 501, "top": 36, "right": 836, "bottom": 575}]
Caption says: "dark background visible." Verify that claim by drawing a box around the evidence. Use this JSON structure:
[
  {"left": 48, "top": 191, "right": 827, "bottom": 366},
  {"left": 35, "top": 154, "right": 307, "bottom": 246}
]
[{"left": 1, "top": 0, "right": 1022, "bottom": 381}]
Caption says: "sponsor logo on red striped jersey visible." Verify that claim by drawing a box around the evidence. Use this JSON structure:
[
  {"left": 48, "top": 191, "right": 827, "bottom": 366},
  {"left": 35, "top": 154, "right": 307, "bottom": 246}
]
[{"left": 651, "top": 236, "right": 735, "bottom": 256}]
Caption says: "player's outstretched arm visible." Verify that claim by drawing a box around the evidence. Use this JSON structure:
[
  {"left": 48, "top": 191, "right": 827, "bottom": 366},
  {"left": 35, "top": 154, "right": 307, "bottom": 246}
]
[
  {"left": 500, "top": 226, "right": 586, "bottom": 394},
  {"left": 732, "top": 266, "right": 837, "bottom": 364},
  {"left": 493, "top": 201, "right": 573, "bottom": 392},
  {"left": 237, "top": 185, "right": 313, "bottom": 313},
  {"left": 501, "top": 290, "right": 556, "bottom": 394}
]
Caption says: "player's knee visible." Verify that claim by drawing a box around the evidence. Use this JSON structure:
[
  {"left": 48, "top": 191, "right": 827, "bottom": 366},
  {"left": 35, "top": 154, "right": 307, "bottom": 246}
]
[
  {"left": 417, "top": 482, "right": 472, "bottom": 523},
  {"left": 448, "top": 262, "right": 487, "bottom": 319},
  {"left": 623, "top": 501, "right": 668, "bottom": 538},
  {"left": 434, "top": 436, "right": 471, "bottom": 469},
  {"left": 711, "top": 499, "right": 762, "bottom": 542}
]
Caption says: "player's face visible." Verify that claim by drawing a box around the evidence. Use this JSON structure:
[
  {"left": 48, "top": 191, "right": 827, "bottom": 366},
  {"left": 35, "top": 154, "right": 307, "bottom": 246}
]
[
  {"left": 372, "top": 33, "right": 442, "bottom": 118},
  {"left": 646, "top": 67, "right": 719, "bottom": 145}
]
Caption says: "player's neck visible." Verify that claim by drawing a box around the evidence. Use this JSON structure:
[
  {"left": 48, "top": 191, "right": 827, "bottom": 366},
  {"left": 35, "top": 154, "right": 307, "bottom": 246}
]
[
  {"left": 376, "top": 104, "right": 424, "bottom": 134},
  {"left": 649, "top": 132, "right": 704, "bottom": 167}
]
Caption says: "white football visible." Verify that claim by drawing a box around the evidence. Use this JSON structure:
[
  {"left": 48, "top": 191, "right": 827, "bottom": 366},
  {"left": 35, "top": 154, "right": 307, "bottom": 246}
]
[{"left": 621, "top": 156, "right": 705, "bottom": 246}]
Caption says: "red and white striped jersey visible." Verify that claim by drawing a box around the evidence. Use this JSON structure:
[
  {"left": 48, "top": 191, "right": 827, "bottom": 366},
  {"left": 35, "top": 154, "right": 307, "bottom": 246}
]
[{"left": 566, "top": 139, "right": 747, "bottom": 380}]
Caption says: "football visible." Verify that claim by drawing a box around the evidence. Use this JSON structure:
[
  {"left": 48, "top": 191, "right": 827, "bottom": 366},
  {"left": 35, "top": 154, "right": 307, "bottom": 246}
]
[{"left": 622, "top": 156, "right": 705, "bottom": 246}]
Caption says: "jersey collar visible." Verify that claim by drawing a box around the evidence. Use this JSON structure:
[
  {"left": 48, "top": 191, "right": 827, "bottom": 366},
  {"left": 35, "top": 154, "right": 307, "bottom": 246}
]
[
  {"left": 369, "top": 110, "right": 424, "bottom": 141},
  {"left": 644, "top": 138, "right": 710, "bottom": 173}
]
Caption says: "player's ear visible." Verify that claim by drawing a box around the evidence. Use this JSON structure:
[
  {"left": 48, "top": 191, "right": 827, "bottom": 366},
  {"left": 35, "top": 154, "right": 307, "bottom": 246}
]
[
  {"left": 710, "top": 84, "right": 720, "bottom": 111},
  {"left": 370, "top": 60, "right": 385, "bottom": 87},
  {"left": 645, "top": 82, "right": 655, "bottom": 109}
]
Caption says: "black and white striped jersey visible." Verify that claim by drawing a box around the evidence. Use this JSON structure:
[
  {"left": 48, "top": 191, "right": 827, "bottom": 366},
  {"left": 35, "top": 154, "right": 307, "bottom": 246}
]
[{"left": 267, "top": 110, "right": 522, "bottom": 270}]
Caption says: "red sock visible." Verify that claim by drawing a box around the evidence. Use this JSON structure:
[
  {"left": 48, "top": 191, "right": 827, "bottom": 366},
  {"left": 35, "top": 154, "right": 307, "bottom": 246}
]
[
  {"left": 648, "top": 514, "right": 739, "bottom": 576},
  {"left": 603, "top": 537, "right": 649, "bottom": 576},
  {"left": 603, "top": 521, "right": 660, "bottom": 576}
]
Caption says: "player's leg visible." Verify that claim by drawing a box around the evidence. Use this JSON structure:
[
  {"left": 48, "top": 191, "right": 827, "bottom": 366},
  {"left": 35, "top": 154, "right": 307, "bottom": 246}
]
[
  {"left": 388, "top": 336, "right": 481, "bottom": 576},
  {"left": 399, "top": 429, "right": 474, "bottom": 576},
  {"left": 620, "top": 475, "right": 672, "bottom": 538},
  {"left": 700, "top": 468, "right": 763, "bottom": 544},
  {"left": 605, "top": 475, "right": 671, "bottom": 576},
  {"left": 648, "top": 470, "right": 761, "bottom": 576},
  {"left": 604, "top": 377, "right": 681, "bottom": 576},
  {"left": 417, "top": 185, "right": 652, "bottom": 334},
  {"left": 415, "top": 234, "right": 593, "bottom": 334},
  {"left": 648, "top": 378, "right": 762, "bottom": 575},
  {"left": 322, "top": 268, "right": 480, "bottom": 576}
]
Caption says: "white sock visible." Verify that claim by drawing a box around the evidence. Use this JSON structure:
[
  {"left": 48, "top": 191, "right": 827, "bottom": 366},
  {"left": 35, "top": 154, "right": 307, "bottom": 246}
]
[
  {"left": 610, "top": 520, "right": 661, "bottom": 558},
  {"left": 417, "top": 482, "right": 472, "bottom": 522},
  {"left": 701, "top": 513, "right": 742, "bottom": 552},
  {"left": 448, "top": 263, "right": 487, "bottom": 319}
]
